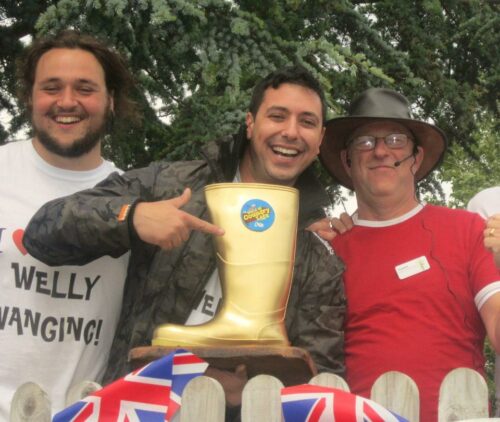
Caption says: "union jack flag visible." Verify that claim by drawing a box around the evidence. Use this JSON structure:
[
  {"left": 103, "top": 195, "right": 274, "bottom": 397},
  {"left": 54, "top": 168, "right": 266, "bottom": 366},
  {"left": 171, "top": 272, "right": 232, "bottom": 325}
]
[
  {"left": 281, "top": 384, "right": 409, "bottom": 422},
  {"left": 53, "top": 349, "right": 208, "bottom": 422}
]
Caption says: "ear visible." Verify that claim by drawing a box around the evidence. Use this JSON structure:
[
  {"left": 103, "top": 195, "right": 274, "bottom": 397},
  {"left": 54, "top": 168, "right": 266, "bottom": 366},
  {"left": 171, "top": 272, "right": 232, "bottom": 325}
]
[
  {"left": 109, "top": 92, "right": 115, "bottom": 114},
  {"left": 340, "top": 149, "right": 352, "bottom": 177},
  {"left": 317, "top": 125, "right": 326, "bottom": 149},
  {"left": 412, "top": 145, "right": 424, "bottom": 172},
  {"left": 245, "top": 112, "right": 254, "bottom": 139}
]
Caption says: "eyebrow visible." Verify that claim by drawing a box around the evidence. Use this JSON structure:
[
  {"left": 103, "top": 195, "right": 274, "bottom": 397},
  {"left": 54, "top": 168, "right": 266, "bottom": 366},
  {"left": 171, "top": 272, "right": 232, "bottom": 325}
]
[
  {"left": 266, "top": 106, "right": 320, "bottom": 121},
  {"left": 38, "top": 77, "right": 101, "bottom": 87},
  {"left": 266, "top": 106, "right": 289, "bottom": 114}
]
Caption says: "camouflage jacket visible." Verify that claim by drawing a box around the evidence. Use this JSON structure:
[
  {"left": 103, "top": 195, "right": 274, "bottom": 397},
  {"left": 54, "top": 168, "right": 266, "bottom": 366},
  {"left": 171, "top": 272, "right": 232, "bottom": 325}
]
[{"left": 24, "top": 133, "right": 346, "bottom": 382}]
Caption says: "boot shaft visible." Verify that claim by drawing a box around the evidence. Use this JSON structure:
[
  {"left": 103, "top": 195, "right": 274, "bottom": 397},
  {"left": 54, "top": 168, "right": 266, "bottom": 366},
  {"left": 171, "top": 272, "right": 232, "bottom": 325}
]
[{"left": 205, "top": 183, "right": 298, "bottom": 266}]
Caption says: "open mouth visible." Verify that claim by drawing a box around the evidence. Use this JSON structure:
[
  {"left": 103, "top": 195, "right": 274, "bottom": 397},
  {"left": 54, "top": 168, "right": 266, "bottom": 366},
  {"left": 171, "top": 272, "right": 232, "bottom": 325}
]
[
  {"left": 53, "top": 115, "right": 83, "bottom": 124},
  {"left": 272, "top": 146, "right": 300, "bottom": 158}
]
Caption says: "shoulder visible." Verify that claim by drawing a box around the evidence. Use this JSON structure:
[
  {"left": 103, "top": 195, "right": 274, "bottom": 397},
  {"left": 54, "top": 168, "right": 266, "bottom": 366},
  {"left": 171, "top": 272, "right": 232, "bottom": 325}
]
[
  {"left": 153, "top": 159, "right": 212, "bottom": 188},
  {"left": 425, "top": 204, "right": 475, "bottom": 218},
  {"left": 108, "top": 158, "right": 212, "bottom": 200},
  {"left": 0, "top": 139, "right": 26, "bottom": 156},
  {"left": 424, "top": 204, "right": 482, "bottom": 223},
  {"left": 100, "top": 158, "right": 122, "bottom": 174},
  {"left": 0, "top": 140, "right": 29, "bottom": 172},
  {"left": 423, "top": 205, "right": 486, "bottom": 239},
  {"left": 121, "top": 158, "right": 209, "bottom": 181}
]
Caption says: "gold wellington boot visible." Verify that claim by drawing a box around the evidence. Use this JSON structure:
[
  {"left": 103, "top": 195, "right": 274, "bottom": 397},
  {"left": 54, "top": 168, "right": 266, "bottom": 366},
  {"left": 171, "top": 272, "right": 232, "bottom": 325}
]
[{"left": 152, "top": 183, "right": 298, "bottom": 347}]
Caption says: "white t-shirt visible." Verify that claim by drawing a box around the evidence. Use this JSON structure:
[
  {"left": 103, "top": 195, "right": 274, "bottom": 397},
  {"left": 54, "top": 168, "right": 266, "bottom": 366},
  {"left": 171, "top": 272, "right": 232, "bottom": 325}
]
[
  {"left": 467, "top": 186, "right": 500, "bottom": 410},
  {"left": 0, "top": 140, "right": 128, "bottom": 418},
  {"left": 468, "top": 186, "right": 500, "bottom": 219},
  {"left": 184, "top": 269, "right": 222, "bottom": 326}
]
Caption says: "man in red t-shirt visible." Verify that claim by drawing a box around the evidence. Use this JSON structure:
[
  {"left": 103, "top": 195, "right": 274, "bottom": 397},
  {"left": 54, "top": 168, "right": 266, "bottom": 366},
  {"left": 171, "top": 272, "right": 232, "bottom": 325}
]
[{"left": 318, "top": 88, "right": 500, "bottom": 421}]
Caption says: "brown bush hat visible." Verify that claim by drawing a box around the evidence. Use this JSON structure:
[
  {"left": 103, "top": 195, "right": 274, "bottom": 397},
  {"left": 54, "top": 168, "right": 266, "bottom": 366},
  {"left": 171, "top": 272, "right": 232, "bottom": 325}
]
[{"left": 319, "top": 88, "right": 447, "bottom": 190}]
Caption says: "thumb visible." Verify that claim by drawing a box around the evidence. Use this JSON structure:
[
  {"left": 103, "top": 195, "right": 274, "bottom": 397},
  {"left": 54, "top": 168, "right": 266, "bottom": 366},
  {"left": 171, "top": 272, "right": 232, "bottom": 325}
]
[
  {"left": 234, "top": 364, "right": 248, "bottom": 379},
  {"left": 169, "top": 188, "right": 192, "bottom": 209}
]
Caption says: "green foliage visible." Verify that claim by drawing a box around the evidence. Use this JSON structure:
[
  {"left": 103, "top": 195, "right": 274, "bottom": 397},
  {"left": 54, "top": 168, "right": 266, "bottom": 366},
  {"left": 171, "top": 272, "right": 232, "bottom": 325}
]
[
  {"left": 1, "top": 0, "right": 498, "bottom": 196},
  {"left": 485, "top": 339, "right": 497, "bottom": 413},
  {"left": 440, "top": 113, "right": 500, "bottom": 208}
]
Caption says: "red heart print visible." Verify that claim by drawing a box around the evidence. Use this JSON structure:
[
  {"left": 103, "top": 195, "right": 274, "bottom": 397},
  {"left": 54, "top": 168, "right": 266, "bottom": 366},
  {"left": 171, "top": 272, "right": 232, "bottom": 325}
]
[{"left": 12, "top": 229, "right": 28, "bottom": 256}]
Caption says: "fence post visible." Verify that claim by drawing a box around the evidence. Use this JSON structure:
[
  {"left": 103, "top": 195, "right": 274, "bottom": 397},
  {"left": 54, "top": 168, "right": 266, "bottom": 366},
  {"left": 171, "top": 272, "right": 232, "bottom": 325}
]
[
  {"left": 308, "top": 372, "right": 350, "bottom": 391},
  {"left": 438, "top": 368, "right": 488, "bottom": 421},
  {"left": 371, "top": 371, "right": 420, "bottom": 422},
  {"left": 9, "top": 382, "right": 51, "bottom": 422},
  {"left": 180, "top": 376, "right": 225, "bottom": 422},
  {"left": 241, "top": 375, "right": 283, "bottom": 422},
  {"left": 65, "top": 380, "right": 101, "bottom": 406}
]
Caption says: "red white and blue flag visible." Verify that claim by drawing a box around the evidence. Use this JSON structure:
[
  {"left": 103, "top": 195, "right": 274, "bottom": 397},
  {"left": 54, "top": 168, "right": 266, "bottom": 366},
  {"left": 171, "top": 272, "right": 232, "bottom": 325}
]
[
  {"left": 281, "top": 384, "right": 409, "bottom": 422},
  {"left": 53, "top": 349, "right": 208, "bottom": 422}
]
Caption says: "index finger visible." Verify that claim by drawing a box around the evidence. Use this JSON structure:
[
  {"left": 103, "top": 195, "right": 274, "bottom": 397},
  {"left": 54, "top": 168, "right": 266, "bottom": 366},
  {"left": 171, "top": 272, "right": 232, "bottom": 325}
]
[
  {"left": 185, "top": 213, "right": 225, "bottom": 236},
  {"left": 307, "top": 218, "right": 331, "bottom": 233},
  {"left": 487, "top": 216, "right": 500, "bottom": 228}
]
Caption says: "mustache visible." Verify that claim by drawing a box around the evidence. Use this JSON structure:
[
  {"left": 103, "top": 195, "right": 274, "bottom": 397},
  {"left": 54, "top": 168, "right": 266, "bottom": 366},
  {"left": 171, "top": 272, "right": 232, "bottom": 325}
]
[
  {"left": 46, "top": 106, "right": 88, "bottom": 119},
  {"left": 268, "top": 135, "right": 305, "bottom": 149}
]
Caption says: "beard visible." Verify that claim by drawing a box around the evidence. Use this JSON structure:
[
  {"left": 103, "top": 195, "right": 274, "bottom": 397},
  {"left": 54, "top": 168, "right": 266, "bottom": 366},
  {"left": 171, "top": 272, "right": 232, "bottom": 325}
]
[{"left": 32, "top": 109, "right": 111, "bottom": 158}]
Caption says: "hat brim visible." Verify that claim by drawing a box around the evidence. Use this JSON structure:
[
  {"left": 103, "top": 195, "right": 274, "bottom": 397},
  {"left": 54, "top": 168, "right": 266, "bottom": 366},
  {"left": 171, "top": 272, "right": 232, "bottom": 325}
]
[{"left": 319, "top": 116, "right": 448, "bottom": 190}]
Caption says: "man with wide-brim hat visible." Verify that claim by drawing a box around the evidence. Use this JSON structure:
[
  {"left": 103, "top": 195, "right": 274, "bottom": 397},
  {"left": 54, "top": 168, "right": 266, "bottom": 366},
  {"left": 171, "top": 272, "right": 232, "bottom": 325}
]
[
  {"left": 318, "top": 87, "right": 500, "bottom": 422},
  {"left": 320, "top": 87, "right": 447, "bottom": 190}
]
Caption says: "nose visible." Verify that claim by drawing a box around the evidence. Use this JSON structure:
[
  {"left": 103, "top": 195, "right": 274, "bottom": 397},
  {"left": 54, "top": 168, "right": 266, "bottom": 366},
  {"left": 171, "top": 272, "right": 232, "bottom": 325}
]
[
  {"left": 281, "top": 118, "right": 299, "bottom": 140},
  {"left": 372, "top": 137, "right": 390, "bottom": 157},
  {"left": 56, "top": 86, "right": 78, "bottom": 109}
]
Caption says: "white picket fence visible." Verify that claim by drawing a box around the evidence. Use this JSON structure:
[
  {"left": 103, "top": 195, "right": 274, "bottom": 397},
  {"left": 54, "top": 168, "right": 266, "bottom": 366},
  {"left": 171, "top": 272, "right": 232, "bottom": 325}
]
[{"left": 9, "top": 368, "right": 500, "bottom": 422}]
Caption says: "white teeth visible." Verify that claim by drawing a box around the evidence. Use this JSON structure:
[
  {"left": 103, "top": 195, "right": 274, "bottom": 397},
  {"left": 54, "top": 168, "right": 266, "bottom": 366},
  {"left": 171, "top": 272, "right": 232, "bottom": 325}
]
[
  {"left": 272, "top": 146, "right": 299, "bottom": 157},
  {"left": 55, "top": 116, "right": 81, "bottom": 124}
]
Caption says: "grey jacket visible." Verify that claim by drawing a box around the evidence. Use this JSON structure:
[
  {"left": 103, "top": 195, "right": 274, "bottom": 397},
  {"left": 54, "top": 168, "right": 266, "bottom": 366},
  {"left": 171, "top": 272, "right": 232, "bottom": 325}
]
[{"left": 24, "top": 133, "right": 346, "bottom": 382}]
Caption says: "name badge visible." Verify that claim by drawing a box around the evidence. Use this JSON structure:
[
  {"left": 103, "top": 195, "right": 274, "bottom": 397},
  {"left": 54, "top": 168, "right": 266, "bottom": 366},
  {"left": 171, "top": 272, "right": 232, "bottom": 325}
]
[{"left": 395, "top": 256, "right": 430, "bottom": 280}]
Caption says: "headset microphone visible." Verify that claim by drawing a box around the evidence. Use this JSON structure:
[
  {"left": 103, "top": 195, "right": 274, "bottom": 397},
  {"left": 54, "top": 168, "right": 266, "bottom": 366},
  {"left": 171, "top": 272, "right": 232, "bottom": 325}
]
[{"left": 394, "top": 154, "right": 414, "bottom": 167}]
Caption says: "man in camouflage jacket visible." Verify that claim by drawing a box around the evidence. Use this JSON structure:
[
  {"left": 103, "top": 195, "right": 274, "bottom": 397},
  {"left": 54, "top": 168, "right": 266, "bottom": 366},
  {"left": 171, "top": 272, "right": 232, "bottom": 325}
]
[{"left": 23, "top": 66, "right": 346, "bottom": 388}]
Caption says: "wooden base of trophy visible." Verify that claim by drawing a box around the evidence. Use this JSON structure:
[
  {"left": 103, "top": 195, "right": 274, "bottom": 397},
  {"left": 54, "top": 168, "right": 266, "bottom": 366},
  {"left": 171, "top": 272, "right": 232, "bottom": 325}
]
[{"left": 129, "top": 345, "right": 317, "bottom": 386}]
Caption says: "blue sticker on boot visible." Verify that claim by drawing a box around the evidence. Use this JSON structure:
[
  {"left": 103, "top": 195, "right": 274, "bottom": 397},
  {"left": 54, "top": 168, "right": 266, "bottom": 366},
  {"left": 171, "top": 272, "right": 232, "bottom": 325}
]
[{"left": 241, "top": 199, "right": 275, "bottom": 232}]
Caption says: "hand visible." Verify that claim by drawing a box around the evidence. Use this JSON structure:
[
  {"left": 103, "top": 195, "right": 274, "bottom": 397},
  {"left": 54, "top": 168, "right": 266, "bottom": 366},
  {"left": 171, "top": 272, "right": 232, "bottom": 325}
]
[
  {"left": 485, "top": 214, "right": 500, "bottom": 268},
  {"left": 307, "top": 212, "right": 354, "bottom": 241},
  {"left": 133, "top": 188, "right": 224, "bottom": 250},
  {"left": 205, "top": 364, "right": 248, "bottom": 407}
]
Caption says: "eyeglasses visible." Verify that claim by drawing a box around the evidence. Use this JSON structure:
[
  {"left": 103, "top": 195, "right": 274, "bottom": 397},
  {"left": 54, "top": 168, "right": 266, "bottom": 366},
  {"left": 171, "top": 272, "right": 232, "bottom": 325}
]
[{"left": 348, "top": 134, "right": 411, "bottom": 151}]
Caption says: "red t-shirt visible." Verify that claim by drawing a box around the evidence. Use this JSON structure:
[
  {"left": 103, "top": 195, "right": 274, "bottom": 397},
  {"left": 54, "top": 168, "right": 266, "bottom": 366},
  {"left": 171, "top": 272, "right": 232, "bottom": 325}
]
[{"left": 332, "top": 205, "right": 500, "bottom": 422}]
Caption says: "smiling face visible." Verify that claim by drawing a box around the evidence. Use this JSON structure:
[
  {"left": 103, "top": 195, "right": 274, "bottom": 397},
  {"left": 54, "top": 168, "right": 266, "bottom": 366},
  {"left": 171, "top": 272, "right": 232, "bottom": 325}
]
[
  {"left": 341, "top": 121, "right": 424, "bottom": 213},
  {"left": 30, "top": 48, "right": 113, "bottom": 167},
  {"left": 240, "top": 83, "right": 325, "bottom": 186}
]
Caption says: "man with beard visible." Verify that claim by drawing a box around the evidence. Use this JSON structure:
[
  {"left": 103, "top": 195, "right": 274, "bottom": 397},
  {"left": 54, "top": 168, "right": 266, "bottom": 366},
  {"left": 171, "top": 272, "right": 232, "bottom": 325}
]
[{"left": 0, "top": 30, "right": 138, "bottom": 417}]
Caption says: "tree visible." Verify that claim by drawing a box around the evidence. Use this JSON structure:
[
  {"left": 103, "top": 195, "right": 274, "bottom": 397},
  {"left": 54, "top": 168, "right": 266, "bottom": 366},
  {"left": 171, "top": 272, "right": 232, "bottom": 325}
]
[
  {"left": 440, "top": 112, "right": 500, "bottom": 207},
  {"left": 0, "top": 0, "right": 498, "bottom": 186}
]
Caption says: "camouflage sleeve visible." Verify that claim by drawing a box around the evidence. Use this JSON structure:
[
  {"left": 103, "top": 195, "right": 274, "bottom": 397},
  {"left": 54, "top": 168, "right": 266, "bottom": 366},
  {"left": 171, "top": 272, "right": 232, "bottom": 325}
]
[
  {"left": 23, "top": 161, "right": 174, "bottom": 266},
  {"left": 286, "top": 231, "right": 346, "bottom": 375}
]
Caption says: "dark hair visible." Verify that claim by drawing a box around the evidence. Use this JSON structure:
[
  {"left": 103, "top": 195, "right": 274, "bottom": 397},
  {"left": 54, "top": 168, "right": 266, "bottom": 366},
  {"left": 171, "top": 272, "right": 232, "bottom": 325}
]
[
  {"left": 248, "top": 65, "right": 327, "bottom": 124},
  {"left": 17, "top": 29, "right": 139, "bottom": 123}
]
